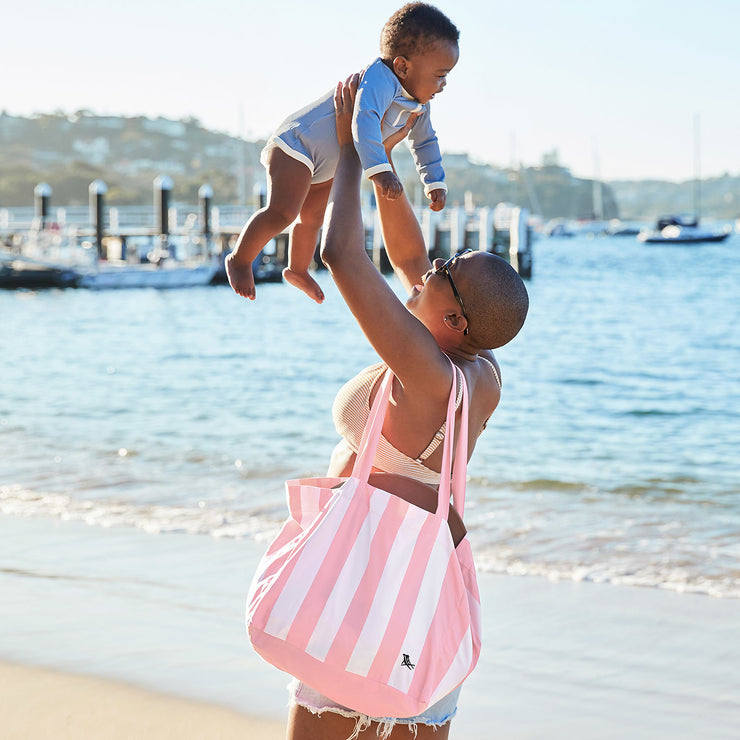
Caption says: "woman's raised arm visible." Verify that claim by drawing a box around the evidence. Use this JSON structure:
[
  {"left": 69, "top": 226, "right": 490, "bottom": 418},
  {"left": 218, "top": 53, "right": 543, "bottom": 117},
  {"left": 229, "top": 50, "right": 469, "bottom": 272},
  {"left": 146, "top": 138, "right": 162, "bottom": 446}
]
[
  {"left": 373, "top": 178, "right": 433, "bottom": 296},
  {"left": 372, "top": 121, "right": 433, "bottom": 295},
  {"left": 320, "top": 78, "right": 451, "bottom": 396}
]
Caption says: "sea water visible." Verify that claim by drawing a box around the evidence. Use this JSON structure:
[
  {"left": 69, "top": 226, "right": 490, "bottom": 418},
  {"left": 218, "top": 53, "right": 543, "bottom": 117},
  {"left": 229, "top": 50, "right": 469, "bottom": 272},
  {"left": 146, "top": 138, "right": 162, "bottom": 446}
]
[{"left": 1, "top": 235, "right": 739, "bottom": 599}]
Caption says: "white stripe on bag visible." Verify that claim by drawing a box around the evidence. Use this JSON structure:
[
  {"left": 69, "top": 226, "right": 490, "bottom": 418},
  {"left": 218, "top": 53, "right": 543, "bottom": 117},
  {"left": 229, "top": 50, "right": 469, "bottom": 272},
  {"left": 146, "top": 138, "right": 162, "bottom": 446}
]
[
  {"left": 265, "top": 482, "right": 358, "bottom": 639},
  {"left": 344, "top": 505, "right": 427, "bottom": 677},
  {"left": 387, "top": 526, "right": 450, "bottom": 693},
  {"left": 304, "top": 490, "right": 388, "bottom": 660}
]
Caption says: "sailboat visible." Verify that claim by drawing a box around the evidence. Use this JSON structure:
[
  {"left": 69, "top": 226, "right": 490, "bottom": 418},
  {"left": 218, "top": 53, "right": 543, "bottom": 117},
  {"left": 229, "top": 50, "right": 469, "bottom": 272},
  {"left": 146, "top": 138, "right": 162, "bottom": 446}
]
[
  {"left": 637, "top": 214, "right": 730, "bottom": 244},
  {"left": 638, "top": 115, "right": 731, "bottom": 245}
]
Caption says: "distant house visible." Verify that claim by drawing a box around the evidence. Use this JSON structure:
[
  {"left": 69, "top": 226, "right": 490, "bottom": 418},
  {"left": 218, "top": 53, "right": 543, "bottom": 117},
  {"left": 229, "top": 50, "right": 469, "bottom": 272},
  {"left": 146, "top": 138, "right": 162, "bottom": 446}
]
[
  {"left": 32, "top": 150, "right": 70, "bottom": 167},
  {"left": 114, "top": 158, "right": 186, "bottom": 176},
  {"left": 142, "top": 118, "right": 187, "bottom": 138},
  {"left": 73, "top": 137, "right": 111, "bottom": 166}
]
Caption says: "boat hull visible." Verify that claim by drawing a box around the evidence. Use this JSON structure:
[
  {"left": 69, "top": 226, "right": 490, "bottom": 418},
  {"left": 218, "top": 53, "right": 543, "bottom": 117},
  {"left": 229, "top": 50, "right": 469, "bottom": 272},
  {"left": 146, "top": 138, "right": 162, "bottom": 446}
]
[
  {"left": 639, "top": 231, "right": 730, "bottom": 244},
  {"left": 78, "top": 262, "right": 219, "bottom": 290}
]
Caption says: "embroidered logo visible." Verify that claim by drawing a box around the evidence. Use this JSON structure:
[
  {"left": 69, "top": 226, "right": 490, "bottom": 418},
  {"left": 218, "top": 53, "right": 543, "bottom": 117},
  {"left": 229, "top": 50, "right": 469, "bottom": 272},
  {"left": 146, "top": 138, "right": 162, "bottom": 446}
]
[{"left": 400, "top": 653, "right": 415, "bottom": 670}]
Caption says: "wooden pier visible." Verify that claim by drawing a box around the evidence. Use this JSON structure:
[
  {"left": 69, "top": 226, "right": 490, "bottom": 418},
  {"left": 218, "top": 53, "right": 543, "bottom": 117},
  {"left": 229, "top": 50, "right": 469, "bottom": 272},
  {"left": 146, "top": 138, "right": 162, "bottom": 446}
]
[{"left": 0, "top": 178, "right": 533, "bottom": 289}]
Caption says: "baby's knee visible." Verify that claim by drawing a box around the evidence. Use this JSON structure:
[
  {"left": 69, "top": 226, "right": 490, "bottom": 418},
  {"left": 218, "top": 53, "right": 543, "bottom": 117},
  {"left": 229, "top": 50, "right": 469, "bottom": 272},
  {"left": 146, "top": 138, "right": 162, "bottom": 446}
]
[{"left": 262, "top": 201, "right": 301, "bottom": 230}]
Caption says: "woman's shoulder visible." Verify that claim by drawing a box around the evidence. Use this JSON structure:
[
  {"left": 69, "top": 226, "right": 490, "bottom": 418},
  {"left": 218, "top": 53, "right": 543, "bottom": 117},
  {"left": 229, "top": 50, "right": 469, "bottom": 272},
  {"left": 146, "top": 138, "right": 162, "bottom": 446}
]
[
  {"left": 457, "top": 352, "right": 502, "bottom": 437},
  {"left": 456, "top": 352, "right": 501, "bottom": 416},
  {"left": 476, "top": 350, "right": 502, "bottom": 390},
  {"left": 449, "top": 352, "right": 500, "bottom": 392}
]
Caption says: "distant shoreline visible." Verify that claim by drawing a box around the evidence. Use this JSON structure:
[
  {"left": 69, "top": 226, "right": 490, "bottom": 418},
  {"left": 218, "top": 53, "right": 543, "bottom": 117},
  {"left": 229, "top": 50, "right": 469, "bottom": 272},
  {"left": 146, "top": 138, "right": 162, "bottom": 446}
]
[{"left": 4, "top": 111, "right": 738, "bottom": 219}]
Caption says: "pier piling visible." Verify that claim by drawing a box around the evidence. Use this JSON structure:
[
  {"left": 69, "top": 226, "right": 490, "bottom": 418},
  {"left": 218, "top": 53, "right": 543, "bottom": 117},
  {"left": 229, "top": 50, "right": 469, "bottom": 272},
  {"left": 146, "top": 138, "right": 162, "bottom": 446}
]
[
  {"left": 153, "top": 175, "right": 173, "bottom": 239},
  {"left": 34, "top": 183, "right": 52, "bottom": 230},
  {"left": 199, "top": 184, "right": 213, "bottom": 245},
  {"left": 89, "top": 180, "right": 108, "bottom": 257},
  {"left": 478, "top": 207, "right": 494, "bottom": 252},
  {"left": 253, "top": 183, "right": 266, "bottom": 210}
]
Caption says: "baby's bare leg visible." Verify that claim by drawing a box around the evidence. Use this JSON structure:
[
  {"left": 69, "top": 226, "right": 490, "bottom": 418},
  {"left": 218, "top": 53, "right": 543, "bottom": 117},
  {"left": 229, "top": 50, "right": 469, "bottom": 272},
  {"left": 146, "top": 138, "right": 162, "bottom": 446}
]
[
  {"left": 283, "top": 179, "right": 333, "bottom": 303},
  {"left": 225, "top": 149, "right": 311, "bottom": 300}
]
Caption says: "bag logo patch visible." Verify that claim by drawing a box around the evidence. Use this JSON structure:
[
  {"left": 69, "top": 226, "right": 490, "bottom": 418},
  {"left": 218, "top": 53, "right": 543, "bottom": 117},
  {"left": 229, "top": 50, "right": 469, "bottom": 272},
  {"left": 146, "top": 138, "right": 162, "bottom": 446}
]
[{"left": 400, "top": 653, "right": 415, "bottom": 670}]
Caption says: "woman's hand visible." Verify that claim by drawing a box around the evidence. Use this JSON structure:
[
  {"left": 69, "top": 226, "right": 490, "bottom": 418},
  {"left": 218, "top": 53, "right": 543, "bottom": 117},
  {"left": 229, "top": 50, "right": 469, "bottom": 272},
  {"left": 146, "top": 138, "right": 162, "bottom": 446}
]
[
  {"left": 382, "top": 112, "right": 420, "bottom": 155},
  {"left": 334, "top": 73, "right": 359, "bottom": 146}
]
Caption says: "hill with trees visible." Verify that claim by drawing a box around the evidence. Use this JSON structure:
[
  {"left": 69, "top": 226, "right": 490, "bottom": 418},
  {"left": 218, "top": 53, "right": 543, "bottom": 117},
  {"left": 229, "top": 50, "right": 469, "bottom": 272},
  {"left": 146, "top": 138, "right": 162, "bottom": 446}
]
[{"left": 1, "top": 111, "right": 737, "bottom": 221}]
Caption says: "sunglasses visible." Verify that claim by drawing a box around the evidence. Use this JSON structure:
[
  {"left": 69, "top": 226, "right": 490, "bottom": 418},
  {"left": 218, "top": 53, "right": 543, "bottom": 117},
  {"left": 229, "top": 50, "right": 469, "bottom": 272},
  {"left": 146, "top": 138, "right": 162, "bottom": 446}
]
[{"left": 434, "top": 248, "right": 472, "bottom": 335}]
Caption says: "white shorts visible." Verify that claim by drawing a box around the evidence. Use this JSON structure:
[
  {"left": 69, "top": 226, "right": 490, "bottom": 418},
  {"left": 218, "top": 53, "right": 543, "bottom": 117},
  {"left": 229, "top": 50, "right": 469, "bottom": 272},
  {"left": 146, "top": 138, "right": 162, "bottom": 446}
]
[{"left": 260, "top": 89, "right": 339, "bottom": 185}]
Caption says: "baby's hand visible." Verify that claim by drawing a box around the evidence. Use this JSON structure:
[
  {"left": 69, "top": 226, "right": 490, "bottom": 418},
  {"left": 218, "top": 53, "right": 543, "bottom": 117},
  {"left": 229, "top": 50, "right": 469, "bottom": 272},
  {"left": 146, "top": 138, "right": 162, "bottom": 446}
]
[
  {"left": 428, "top": 188, "right": 447, "bottom": 212},
  {"left": 371, "top": 171, "right": 403, "bottom": 200}
]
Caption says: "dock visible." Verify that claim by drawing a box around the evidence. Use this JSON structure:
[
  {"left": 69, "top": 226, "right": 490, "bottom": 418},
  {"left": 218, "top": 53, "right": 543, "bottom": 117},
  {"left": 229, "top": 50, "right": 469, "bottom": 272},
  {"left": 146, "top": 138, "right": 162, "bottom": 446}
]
[{"left": 0, "top": 178, "right": 533, "bottom": 289}]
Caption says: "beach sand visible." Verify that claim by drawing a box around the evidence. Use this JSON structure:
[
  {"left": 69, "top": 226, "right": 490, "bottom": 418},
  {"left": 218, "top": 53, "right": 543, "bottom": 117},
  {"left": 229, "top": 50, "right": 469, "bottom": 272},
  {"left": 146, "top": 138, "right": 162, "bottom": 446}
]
[
  {"left": 1, "top": 515, "right": 739, "bottom": 739},
  {"left": 0, "top": 661, "right": 284, "bottom": 740}
]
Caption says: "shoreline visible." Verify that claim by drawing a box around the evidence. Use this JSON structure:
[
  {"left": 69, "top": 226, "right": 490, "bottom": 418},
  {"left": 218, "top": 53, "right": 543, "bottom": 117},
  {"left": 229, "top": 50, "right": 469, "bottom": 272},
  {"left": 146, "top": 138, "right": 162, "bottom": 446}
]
[{"left": 2, "top": 514, "right": 739, "bottom": 739}]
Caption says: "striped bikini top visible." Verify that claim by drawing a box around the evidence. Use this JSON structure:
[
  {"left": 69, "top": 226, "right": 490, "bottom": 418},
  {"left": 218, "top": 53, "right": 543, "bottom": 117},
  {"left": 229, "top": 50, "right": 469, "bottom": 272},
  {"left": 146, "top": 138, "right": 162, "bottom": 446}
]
[{"left": 332, "top": 360, "right": 497, "bottom": 486}]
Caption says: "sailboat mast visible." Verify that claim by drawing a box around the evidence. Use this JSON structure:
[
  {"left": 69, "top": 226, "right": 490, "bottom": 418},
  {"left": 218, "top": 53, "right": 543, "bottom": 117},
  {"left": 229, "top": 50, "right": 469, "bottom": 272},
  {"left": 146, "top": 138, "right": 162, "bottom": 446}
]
[
  {"left": 693, "top": 113, "right": 701, "bottom": 220},
  {"left": 592, "top": 140, "right": 603, "bottom": 221}
]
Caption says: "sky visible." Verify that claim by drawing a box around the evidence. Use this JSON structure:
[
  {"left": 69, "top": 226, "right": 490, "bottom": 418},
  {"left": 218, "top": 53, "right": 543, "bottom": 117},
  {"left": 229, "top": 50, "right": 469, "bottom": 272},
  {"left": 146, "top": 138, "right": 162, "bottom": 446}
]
[{"left": 4, "top": 0, "right": 740, "bottom": 182}]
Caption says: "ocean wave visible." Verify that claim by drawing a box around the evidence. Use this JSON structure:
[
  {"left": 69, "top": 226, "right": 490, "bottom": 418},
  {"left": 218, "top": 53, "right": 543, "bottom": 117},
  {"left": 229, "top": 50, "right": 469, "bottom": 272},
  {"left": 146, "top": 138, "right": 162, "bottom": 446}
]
[
  {"left": 469, "top": 477, "right": 596, "bottom": 495},
  {"left": 0, "top": 485, "right": 283, "bottom": 542},
  {"left": 3, "top": 484, "right": 738, "bottom": 600},
  {"left": 474, "top": 550, "right": 740, "bottom": 599}
]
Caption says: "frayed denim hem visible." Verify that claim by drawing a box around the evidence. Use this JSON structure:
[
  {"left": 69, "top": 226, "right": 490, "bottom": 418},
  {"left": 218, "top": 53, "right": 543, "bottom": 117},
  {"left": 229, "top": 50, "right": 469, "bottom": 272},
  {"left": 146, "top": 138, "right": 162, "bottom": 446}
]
[{"left": 287, "top": 679, "right": 458, "bottom": 739}]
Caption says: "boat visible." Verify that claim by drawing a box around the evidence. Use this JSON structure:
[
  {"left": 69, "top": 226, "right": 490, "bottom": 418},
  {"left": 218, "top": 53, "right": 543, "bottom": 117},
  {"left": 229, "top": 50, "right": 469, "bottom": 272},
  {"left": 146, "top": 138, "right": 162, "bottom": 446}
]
[
  {"left": 639, "top": 116, "right": 733, "bottom": 246},
  {"left": 77, "top": 258, "right": 220, "bottom": 289},
  {"left": 210, "top": 251, "right": 284, "bottom": 286},
  {"left": 606, "top": 219, "right": 642, "bottom": 237},
  {"left": 0, "top": 255, "right": 80, "bottom": 289},
  {"left": 543, "top": 219, "right": 575, "bottom": 238},
  {"left": 637, "top": 215, "right": 731, "bottom": 244}
]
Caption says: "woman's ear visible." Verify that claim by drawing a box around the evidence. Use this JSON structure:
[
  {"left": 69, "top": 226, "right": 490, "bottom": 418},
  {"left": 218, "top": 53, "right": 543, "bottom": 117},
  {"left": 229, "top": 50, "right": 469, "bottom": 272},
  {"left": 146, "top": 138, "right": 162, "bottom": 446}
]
[
  {"left": 444, "top": 312, "right": 468, "bottom": 335},
  {"left": 393, "top": 56, "right": 409, "bottom": 79}
]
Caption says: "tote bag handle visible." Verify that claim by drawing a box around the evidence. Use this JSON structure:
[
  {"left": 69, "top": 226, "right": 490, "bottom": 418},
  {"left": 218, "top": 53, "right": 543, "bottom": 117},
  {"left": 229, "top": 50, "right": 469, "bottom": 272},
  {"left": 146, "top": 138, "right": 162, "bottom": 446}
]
[
  {"left": 350, "top": 360, "right": 469, "bottom": 519},
  {"left": 437, "top": 364, "right": 469, "bottom": 521},
  {"left": 350, "top": 368, "right": 394, "bottom": 484}
]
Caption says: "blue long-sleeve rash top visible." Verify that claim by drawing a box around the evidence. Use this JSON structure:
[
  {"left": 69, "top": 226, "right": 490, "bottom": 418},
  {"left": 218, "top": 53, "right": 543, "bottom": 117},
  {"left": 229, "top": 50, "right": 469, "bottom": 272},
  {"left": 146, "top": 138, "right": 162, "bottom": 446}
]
[
  {"left": 353, "top": 58, "right": 446, "bottom": 195},
  {"left": 262, "top": 58, "right": 446, "bottom": 195}
]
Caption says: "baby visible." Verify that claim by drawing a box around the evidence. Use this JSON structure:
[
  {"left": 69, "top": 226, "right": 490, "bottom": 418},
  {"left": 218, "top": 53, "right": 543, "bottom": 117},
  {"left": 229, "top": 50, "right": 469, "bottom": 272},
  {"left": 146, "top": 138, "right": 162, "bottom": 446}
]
[{"left": 226, "top": 2, "right": 459, "bottom": 302}]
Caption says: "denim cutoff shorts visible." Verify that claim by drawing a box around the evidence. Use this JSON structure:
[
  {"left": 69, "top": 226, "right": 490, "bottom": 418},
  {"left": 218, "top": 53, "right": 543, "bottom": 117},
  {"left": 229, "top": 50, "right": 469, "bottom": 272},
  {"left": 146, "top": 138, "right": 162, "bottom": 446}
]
[{"left": 288, "top": 678, "right": 460, "bottom": 738}]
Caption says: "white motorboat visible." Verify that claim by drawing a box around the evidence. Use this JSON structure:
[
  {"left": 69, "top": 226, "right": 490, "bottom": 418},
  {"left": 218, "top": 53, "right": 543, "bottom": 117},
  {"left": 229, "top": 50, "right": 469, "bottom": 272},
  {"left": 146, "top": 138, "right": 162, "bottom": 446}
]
[
  {"left": 637, "top": 215, "right": 731, "bottom": 245},
  {"left": 77, "top": 259, "right": 219, "bottom": 289}
]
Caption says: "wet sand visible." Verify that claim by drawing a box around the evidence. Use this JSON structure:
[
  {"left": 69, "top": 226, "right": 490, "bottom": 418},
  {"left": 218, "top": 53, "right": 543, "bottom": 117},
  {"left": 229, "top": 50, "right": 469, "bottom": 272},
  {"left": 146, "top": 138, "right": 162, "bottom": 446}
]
[{"left": 1, "top": 515, "right": 739, "bottom": 739}]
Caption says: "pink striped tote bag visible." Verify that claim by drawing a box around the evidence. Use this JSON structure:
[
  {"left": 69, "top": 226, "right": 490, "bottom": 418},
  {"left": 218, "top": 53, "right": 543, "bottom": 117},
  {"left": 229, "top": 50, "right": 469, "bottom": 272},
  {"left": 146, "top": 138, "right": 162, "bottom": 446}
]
[{"left": 246, "top": 365, "right": 482, "bottom": 719}]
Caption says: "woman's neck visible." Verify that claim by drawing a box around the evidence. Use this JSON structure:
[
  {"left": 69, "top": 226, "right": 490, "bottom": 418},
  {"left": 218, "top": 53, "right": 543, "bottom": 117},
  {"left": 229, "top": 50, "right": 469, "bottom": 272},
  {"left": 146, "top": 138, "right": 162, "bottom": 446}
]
[{"left": 441, "top": 344, "right": 478, "bottom": 363}]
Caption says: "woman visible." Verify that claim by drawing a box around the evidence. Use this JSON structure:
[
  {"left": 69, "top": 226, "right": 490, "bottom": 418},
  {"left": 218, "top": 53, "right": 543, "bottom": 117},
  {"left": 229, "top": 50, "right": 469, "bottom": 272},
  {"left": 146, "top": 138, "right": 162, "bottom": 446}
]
[{"left": 285, "top": 76, "right": 529, "bottom": 739}]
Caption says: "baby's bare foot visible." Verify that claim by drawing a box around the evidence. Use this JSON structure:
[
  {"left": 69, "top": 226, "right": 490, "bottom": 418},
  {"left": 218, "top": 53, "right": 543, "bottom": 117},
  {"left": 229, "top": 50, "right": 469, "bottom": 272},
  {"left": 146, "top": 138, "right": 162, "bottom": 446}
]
[
  {"left": 225, "top": 253, "right": 256, "bottom": 300},
  {"left": 282, "top": 268, "right": 325, "bottom": 303}
]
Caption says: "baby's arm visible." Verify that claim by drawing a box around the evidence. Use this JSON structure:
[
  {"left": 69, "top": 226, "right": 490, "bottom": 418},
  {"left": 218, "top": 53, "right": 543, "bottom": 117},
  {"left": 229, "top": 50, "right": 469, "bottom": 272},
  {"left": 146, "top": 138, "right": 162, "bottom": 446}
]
[
  {"left": 371, "top": 170, "right": 403, "bottom": 200},
  {"left": 406, "top": 108, "right": 447, "bottom": 210},
  {"left": 352, "top": 64, "right": 399, "bottom": 194}
]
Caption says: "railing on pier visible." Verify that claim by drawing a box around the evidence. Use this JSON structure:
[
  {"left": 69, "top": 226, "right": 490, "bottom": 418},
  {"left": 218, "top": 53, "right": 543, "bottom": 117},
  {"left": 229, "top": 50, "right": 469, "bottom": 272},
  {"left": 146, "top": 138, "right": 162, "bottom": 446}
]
[{"left": 0, "top": 179, "right": 533, "bottom": 279}]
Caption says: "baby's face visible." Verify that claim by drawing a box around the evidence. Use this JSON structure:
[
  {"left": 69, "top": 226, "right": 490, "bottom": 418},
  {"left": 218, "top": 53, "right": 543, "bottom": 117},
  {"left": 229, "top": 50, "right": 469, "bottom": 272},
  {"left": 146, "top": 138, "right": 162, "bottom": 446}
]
[{"left": 399, "top": 39, "right": 459, "bottom": 104}]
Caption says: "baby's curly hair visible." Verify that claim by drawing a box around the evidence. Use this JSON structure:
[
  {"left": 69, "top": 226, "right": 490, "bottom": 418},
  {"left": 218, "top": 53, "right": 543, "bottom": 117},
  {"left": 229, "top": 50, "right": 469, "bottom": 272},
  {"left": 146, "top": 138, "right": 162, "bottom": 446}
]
[{"left": 380, "top": 3, "right": 459, "bottom": 61}]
